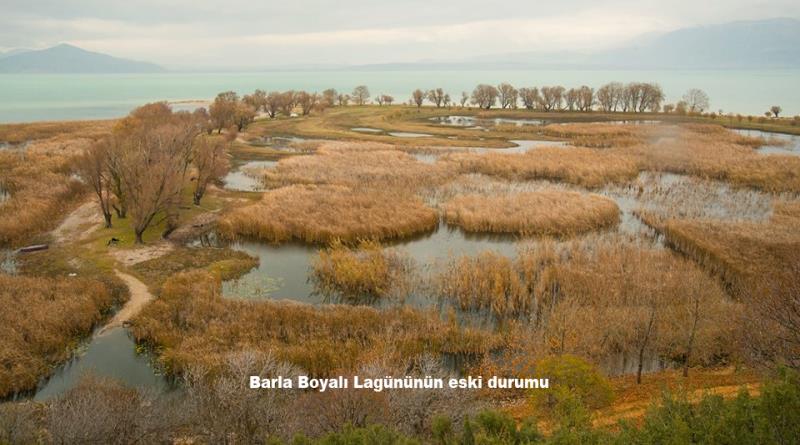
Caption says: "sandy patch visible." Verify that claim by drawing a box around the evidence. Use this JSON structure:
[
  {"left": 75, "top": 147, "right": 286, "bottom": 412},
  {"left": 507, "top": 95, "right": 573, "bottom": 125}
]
[
  {"left": 51, "top": 200, "right": 103, "bottom": 244},
  {"left": 110, "top": 242, "right": 174, "bottom": 267}
]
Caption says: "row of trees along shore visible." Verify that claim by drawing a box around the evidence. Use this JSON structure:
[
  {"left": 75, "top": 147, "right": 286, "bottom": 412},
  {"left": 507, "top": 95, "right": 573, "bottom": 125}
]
[{"left": 213, "top": 83, "right": 791, "bottom": 121}]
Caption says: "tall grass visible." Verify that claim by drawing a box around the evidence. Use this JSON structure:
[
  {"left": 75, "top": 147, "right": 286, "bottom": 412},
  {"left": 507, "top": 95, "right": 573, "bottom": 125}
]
[
  {"left": 218, "top": 184, "right": 438, "bottom": 244},
  {"left": 442, "top": 191, "right": 619, "bottom": 236},
  {"left": 0, "top": 274, "right": 120, "bottom": 397},
  {"left": 131, "top": 270, "right": 500, "bottom": 377},
  {"left": 311, "top": 240, "right": 413, "bottom": 303},
  {"left": 446, "top": 147, "right": 639, "bottom": 188}
]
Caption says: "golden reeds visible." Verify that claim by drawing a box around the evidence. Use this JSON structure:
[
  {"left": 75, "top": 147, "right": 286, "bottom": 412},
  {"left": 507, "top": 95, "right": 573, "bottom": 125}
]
[
  {"left": 442, "top": 191, "right": 619, "bottom": 236},
  {"left": 217, "top": 184, "right": 438, "bottom": 244}
]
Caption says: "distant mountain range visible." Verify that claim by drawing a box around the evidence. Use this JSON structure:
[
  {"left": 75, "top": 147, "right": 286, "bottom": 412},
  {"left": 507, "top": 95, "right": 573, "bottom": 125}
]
[
  {"left": 0, "top": 18, "right": 797, "bottom": 73},
  {"left": 0, "top": 44, "right": 163, "bottom": 73},
  {"left": 355, "top": 18, "right": 800, "bottom": 70}
]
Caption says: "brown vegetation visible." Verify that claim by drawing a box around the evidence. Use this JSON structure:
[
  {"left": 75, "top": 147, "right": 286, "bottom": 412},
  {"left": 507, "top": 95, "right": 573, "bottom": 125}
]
[
  {"left": 131, "top": 270, "right": 500, "bottom": 377},
  {"left": 218, "top": 184, "right": 438, "bottom": 244},
  {"left": 0, "top": 273, "right": 122, "bottom": 397},
  {"left": 311, "top": 240, "right": 413, "bottom": 303},
  {"left": 447, "top": 147, "right": 639, "bottom": 188},
  {"left": 442, "top": 191, "right": 619, "bottom": 236}
]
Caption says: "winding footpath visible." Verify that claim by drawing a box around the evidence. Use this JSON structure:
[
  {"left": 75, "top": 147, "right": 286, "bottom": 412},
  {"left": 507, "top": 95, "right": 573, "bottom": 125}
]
[{"left": 96, "top": 270, "right": 153, "bottom": 336}]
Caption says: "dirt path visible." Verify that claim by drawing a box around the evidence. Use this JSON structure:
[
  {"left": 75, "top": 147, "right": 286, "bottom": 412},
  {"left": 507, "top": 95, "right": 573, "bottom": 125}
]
[
  {"left": 51, "top": 200, "right": 103, "bottom": 244},
  {"left": 96, "top": 270, "right": 153, "bottom": 336}
]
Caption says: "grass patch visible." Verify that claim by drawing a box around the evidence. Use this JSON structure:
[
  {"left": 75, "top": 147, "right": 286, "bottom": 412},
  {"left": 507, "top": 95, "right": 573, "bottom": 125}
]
[
  {"left": 443, "top": 191, "right": 619, "bottom": 236},
  {"left": 132, "top": 246, "right": 258, "bottom": 292},
  {"left": 218, "top": 184, "right": 438, "bottom": 244}
]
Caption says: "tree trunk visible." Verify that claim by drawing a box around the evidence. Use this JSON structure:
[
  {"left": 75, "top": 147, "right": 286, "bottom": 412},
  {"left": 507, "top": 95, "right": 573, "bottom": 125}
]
[
  {"left": 135, "top": 230, "right": 144, "bottom": 244},
  {"left": 684, "top": 299, "right": 700, "bottom": 378},
  {"left": 637, "top": 309, "right": 656, "bottom": 384},
  {"left": 103, "top": 211, "right": 113, "bottom": 228}
]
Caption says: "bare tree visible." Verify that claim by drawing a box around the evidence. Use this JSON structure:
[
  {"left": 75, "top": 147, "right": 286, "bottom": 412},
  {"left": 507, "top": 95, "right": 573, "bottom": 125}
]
[
  {"left": 337, "top": 93, "right": 351, "bottom": 106},
  {"left": 411, "top": 89, "right": 425, "bottom": 108},
  {"left": 264, "top": 91, "right": 281, "bottom": 118},
  {"left": 539, "top": 86, "right": 565, "bottom": 111},
  {"left": 233, "top": 102, "right": 256, "bottom": 131},
  {"left": 497, "top": 83, "right": 518, "bottom": 109},
  {"left": 427, "top": 88, "right": 446, "bottom": 107},
  {"left": 460, "top": 91, "right": 469, "bottom": 107},
  {"left": 192, "top": 134, "right": 232, "bottom": 205},
  {"left": 770, "top": 105, "right": 782, "bottom": 118},
  {"left": 577, "top": 86, "right": 594, "bottom": 111},
  {"left": 381, "top": 94, "right": 394, "bottom": 106},
  {"left": 209, "top": 91, "right": 239, "bottom": 132},
  {"left": 352, "top": 85, "right": 370, "bottom": 105},
  {"left": 470, "top": 84, "right": 498, "bottom": 109},
  {"left": 519, "top": 87, "right": 540, "bottom": 110},
  {"left": 76, "top": 140, "right": 114, "bottom": 228},
  {"left": 322, "top": 88, "right": 338, "bottom": 108},
  {"left": 296, "top": 91, "right": 319, "bottom": 115},
  {"left": 243, "top": 89, "right": 267, "bottom": 115},
  {"left": 596, "top": 82, "right": 624, "bottom": 112},
  {"left": 278, "top": 90, "right": 297, "bottom": 116},
  {"left": 682, "top": 88, "right": 710, "bottom": 114},
  {"left": 565, "top": 88, "right": 579, "bottom": 111}
]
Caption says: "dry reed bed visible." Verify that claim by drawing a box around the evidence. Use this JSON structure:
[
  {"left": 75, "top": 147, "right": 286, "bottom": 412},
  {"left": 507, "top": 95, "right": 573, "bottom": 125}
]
[
  {"left": 311, "top": 240, "right": 413, "bottom": 303},
  {"left": 442, "top": 191, "right": 619, "bottom": 236},
  {"left": 541, "top": 123, "right": 644, "bottom": 148},
  {"left": 638, "top": 201, "right": 800, "bottom": 298},
  {"left": 218, "top": 184, "right": 438, "bottom": 244},
  {"left": 261, "top": 142, "right": 454, "bottom": 189},
  {"left": 445, "top": 147, "right": 640, "bottom": 188},
  {"left": 131, "top": 270, "right": 500, "bottom": 377},
  {"left": 436, "top": 236, "right": 739, "bottom": 368},
  {"left": 0, "top": 149, "right": 86, "bottom": 246},
  {"left": 0, "top": 120, "right": 113, "bottom": 144},
  {"left": 0, "top": 274, "right": 118, "bottom": 397}
]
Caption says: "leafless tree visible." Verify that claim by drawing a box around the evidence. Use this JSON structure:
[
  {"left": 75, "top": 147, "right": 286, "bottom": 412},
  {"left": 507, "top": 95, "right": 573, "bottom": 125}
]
[
  {"left": 233, "top": 102, "right": 256, "bottom": 131},
  {"left": 565, "top": 88, "right": 579, "bottom": 111},
  {"left": 539, "top": 86, "right": 565, "bottom": 111},
  {"left": 296, "top": 91, "right": 319, "bottom": 115},
  {"left": 577, "top": 85, "right": 594, "bottom": 111},
  {"left": 381, "top": 94, "right": 395, "bottom": 106},
  {"left": 460, "top": 91, "right": 469, "bottom": 107},
  {"left": 243, "top": 89, "right": 267, "bottom": 115},
  {"left": 209, "top": 91, "right": 239, "bottom": 132},
  {"left": 322, "top": 88, "right": 338, "bottom": 108},
  {"left": 682, "top": 88, "right": 710, "bottom": 114},
  {"left": 471, "top": 84, "right": 498, "bottom": 109},
  {"left": 427, "top": 88, "right": 447, "bottom": 107},
  {"left": 278, "top": 90, "right": 297, "bottom": 116},
  {"left": 497, "top": 83, "right": 518, "bottom": 109},
  {"left": 264, "top": 91, "right": 281, "bottom": 118},
  {"left": 411, "top": 89, "right": 425, "bottom": 108},
  {"left": 76, "top": 140, "right": 114, "bottom": 228},
  {"left": 770, "top": 105, "right": 782, "bottom": 118},
  {"left": 192, "top": 133, "right": 232, "bottom": 205},
  {"left": 519, "top": 87, "right": 540, "bottom": 110},
  {"left": 596, "top": 82, "right": 623, "bottom": 112},
  {"left": 352, "top": 85, "right": 370, "bottom": 105},
  {"left": 337, "top": 93, "right": 351, "bottom": 106}
]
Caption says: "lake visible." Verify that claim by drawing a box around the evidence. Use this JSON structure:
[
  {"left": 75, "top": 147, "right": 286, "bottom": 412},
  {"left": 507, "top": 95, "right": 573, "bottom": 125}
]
[{"left": 1, "top": 69, "right": 798, "bottom": 123}]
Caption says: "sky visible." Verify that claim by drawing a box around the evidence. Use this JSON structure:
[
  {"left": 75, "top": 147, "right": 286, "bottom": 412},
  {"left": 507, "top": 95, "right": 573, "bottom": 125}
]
[{"left": 1, "top": 0, "right": 799, "bottom": 69}]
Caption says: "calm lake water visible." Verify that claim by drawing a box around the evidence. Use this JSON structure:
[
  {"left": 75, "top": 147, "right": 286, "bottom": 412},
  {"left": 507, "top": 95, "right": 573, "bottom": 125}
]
[{"left": 1, "top": 69, "right": 798, "bottom": 123}]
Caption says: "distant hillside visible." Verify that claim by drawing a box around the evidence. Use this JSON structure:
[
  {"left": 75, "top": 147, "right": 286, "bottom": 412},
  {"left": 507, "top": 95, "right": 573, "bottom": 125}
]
[
  {"left": 357, "top": 18, "right": 800, "bottom": 70},
  {"left": 0, "top": 44, "right": 164, "bottom": 73}
]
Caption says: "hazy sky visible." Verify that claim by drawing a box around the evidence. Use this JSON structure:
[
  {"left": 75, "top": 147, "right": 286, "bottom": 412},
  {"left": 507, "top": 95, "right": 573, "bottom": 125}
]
[{"left": 2, "top": 0, "right": 798, "bottom": 68}]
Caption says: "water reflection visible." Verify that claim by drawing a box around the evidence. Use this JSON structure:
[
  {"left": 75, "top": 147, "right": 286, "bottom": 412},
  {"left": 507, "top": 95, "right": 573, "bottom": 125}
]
[
  {"left": 33, "top": 328, "right": 170, "bottom": 401},
  {"left": 733, "top": 128, "right": 800, "bottom": 156},
  {"left": 223, "top": 160, "right": 276, "bottom": 191}
]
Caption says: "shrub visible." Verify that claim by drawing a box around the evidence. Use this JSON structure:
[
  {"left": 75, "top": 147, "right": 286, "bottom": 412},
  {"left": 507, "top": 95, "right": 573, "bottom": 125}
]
[{"left": 530, "top": 355, "right": 614, "bottom": 417}]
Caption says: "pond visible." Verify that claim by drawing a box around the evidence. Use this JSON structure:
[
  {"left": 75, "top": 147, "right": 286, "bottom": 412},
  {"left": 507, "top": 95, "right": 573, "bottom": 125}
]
[
  {"left": 223, "top": 160, "right": 276, "bottom": 191},
  {"left": 351, "top": 127, "right": 383, "bottom": 133},
  {"left": 0, "top": 249, "right": 16, "bottom": 274},
  {"left": 389, "top": 132, "right": 432, "bottom": 138},
  {"left": 32, "top": 327, "right": 171, "bottom": 401},
  {"left": 732, "top": 128, "right": 800, "bottom": 156},
  {"left": 431, "top": 116, "right": 548, "bottom": 127},
  {"left": 223, "top": 221, "right": 518, "bottom": 305}
]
